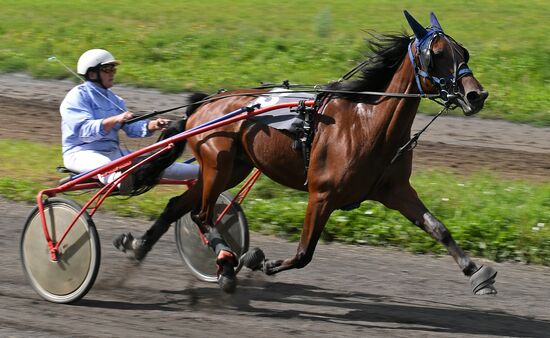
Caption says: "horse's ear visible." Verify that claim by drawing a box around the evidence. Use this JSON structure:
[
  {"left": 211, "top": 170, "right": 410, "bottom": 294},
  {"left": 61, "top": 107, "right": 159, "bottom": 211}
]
[
  {"left": 404, "top": 10, "right": 428, "bottom": 40},
  {"left": 430, "top": 12, "right": 443, "bottom": 32}
]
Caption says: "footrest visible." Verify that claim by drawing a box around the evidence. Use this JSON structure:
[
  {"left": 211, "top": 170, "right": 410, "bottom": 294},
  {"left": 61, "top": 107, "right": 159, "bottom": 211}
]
[
  {"left": 58, "top": 175, "right": 76, "bottom": 185},
  {"left": 56, "top": 166, "right": 99, "bottom": 185},
  {"left": 56, "top": 166, "right": 74, "bottom": 174}
]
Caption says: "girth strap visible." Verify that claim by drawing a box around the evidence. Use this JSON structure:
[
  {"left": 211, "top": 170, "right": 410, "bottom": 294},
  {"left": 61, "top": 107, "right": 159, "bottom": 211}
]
[{"left": 291, "top": 94, "right": 330, "bottom": 184}]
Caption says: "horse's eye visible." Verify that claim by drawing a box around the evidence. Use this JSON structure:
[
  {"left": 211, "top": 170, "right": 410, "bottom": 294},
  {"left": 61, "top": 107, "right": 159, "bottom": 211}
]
[
  {"left": 432, "top": 48, "right": 444, "bottom": 56},
  {"left": 428, "top": 49, "right": 443, "bottom": 68}
]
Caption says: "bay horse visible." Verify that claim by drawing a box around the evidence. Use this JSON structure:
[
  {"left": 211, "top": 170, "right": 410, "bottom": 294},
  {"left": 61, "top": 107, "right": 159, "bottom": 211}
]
[{"left": 117, "top": 11, "right": 496, "bottom": 295}]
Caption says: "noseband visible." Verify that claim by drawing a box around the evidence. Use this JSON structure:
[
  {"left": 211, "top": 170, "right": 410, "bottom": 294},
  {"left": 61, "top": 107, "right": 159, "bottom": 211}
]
[{"left": 408, "top": 31, "right": 472, "bottom": 106}]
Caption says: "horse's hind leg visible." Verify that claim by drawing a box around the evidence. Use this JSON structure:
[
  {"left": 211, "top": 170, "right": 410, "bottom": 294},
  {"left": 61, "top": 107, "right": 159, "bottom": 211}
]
[
  {"left": 193, "top": 141, "right": 244, "bottom": 292},
  {"left": 113, "top": 181, "right": 202, "bottom": 261},
  {"left": 379, "top": 183, "right": 497, "bottom": 295}
]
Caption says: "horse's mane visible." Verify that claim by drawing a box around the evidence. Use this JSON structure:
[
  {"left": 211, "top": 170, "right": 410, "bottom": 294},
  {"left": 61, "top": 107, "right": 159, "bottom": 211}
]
[{"left": 324, "top": 32, "right": 411, "bottom": 103}]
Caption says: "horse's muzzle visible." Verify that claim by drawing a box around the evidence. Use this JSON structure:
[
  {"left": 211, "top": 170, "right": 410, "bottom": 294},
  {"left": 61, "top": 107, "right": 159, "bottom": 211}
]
[{"left": 457, "top": 89, "right": 489, "bottom": 116}]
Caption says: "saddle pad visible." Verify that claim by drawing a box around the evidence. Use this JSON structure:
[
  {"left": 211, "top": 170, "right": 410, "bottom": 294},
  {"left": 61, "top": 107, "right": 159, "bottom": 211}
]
[{"left": 249, "top": 88, "right": 315, "bottom": 134}]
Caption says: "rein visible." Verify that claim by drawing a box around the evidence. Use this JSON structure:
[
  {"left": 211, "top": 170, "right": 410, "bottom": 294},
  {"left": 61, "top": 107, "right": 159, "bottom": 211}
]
[
  {"left": 126, "top": 32, "right": 465, "bottom": 164},
  {"left": 125, "top": 87, "right": 440, "bottom": 124},
  {"left": 390, "top": 104, "right": 450, "bottom": 164},
  {"left": 125, "top": 89, "right": 453, "bottom": 166}
]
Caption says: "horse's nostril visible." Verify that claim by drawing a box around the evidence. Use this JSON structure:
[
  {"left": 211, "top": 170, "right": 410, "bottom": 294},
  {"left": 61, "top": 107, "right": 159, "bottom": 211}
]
[
  {"left": 466, "top": 91, "right": 479, "bottom": 103},
  {"left": 466, "top": 90, "right": 488, "bottom": 103}
]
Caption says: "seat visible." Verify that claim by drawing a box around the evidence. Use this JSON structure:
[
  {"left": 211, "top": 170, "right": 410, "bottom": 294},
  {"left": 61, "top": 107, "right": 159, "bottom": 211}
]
[{"left": 56, "top": 166, "right": 100, "bottom": 185}]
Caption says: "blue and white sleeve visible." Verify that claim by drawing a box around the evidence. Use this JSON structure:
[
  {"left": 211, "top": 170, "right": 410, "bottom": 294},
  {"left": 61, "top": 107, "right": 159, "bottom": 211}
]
[{"left": 60, "top": 91, "right": 106, "bottom": 142}]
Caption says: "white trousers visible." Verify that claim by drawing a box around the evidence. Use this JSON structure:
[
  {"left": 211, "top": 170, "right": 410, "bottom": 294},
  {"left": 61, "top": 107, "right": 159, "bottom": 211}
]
[{"left": 63, "top": 149, "right": 199, "bottom": 186}]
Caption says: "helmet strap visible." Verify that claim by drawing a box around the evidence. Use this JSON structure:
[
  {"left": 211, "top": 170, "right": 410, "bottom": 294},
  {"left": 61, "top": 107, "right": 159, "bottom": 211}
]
[{"left": 85, "top": 66, "right": 107, "bottom": 88}]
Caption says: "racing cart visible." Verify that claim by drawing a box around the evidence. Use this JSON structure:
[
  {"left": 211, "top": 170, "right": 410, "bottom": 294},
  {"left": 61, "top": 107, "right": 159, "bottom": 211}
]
[{"left": 20, "top": 100, "right": 309, "bottom": 303}]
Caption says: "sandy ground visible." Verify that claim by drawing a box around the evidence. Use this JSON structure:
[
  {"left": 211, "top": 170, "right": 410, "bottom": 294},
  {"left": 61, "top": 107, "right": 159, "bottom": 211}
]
[{"left": 1, "top": 198, "right": 550, "bottom": 338}]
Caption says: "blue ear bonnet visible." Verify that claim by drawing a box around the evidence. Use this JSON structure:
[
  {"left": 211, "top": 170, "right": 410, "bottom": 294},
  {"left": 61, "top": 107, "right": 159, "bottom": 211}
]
[{"left": 413, "top": 10, "right": 444, "bottom": 45}]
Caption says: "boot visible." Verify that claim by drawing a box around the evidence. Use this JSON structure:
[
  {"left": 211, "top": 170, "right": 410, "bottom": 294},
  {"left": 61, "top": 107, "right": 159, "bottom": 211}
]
[
  {"left": 113, "top": 232, "right": 150, "bottom": 261},
  {"left": 216, "top": 250, "right": 238, "bottom": 293}
]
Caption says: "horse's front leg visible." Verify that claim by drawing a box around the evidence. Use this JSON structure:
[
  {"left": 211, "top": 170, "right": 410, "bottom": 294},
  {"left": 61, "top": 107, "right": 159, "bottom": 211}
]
[
  {"left": 379, "top": 183, "right": 497, "bottom": 295},
  {"left": 263, "top": 191, "right": 333, "bottom": 275}
]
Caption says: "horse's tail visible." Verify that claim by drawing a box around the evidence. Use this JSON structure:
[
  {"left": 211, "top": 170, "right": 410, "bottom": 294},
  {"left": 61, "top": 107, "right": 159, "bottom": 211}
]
[
  {"left": 159, "top": 91, "right": 209, "bottom": 140},
  {"left": 132, "top": 92, "right": 209, "bottom": 189},
  {"left": 184, "top": 91, "right": 210, "bottom": 120}
]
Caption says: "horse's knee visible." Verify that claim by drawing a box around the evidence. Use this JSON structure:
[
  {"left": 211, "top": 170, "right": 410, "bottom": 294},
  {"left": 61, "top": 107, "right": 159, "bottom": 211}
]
[
  {"left": 165, "top": 194, "right": 183, "bottom": 212},
  {"left": 161, "top": 189, "right": 200, "bottom": 222}
]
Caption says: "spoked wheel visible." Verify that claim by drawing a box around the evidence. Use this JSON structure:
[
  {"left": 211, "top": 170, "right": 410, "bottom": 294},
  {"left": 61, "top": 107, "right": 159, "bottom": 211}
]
[
  {"left": 20, "top": 197, "right": 100, "bottom": 303},
  {"left": 175, "top": 192, "right": 248, "bottom": 282}
]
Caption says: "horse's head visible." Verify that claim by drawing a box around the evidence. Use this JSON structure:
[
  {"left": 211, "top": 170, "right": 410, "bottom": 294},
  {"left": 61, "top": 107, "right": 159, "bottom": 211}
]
[{"left": 404, "top": 11, "right": 488, "bottom": 115}]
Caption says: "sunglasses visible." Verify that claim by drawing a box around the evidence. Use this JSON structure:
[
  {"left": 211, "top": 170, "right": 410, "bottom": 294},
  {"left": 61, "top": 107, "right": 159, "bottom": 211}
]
[{"left": 100, "top": 65, "right": 117, "bottom": 74}]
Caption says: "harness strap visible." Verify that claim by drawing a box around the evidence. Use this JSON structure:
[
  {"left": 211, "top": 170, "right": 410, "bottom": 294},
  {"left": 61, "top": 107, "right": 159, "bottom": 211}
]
[
  {"left": 407, "top": 42, "right": 426, "bottom": 96},
  {"left": 290, "top": 93, "right": 332, "bottom": 185}
]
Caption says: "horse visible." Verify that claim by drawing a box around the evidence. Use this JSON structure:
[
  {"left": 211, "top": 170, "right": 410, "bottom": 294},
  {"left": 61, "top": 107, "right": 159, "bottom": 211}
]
[{"left": 117, "top": 11, "right": 496, "bottom": 295}]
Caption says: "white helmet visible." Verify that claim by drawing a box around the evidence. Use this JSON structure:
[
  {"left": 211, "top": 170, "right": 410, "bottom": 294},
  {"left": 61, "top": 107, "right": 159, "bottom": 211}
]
[{"left": 77, "top": 49, "right": 121, "bottom": 75}]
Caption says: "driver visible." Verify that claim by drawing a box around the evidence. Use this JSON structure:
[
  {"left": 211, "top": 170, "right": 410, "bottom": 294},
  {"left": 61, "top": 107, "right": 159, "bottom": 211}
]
[{"left": 60, "top": 48, "right": 199, "bottom": 193}]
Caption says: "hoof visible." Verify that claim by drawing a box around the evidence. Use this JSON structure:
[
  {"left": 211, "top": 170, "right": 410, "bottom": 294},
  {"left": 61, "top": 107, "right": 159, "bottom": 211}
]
[
  {"left": 113, "top": 232, "right": 133, "bottom": 253},
  {"left": 475, "top": 284, "right": 497, "bottom": 295},
  {"left": 239, "top": 247, "right": 265, "bottom": 271},
  {"left": 113, "top": 232, "right": 149, "bottom": 262},
  {"left": 261, "top": 259, "right": 284, "bottom": 275},
  {"left": 470, "top": 265, "right": 498, "bottom": 295},
  {"left": 217, "top": 262, "right": 237, "bottom": 293},
  {"left": 217, "top": 250, "right": 238, "bottom": 293}
]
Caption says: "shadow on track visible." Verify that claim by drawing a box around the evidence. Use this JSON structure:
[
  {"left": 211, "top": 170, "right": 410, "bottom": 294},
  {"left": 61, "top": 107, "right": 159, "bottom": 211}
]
[{"left": 76, "top": 279, "right": 549, "bottom": 337}]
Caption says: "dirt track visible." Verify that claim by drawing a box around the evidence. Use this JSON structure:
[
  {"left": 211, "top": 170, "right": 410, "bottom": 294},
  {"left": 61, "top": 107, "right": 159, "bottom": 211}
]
[
  {"left": 1, "top": 73, "right": 548, "bottom": 181},
  {"left": 1, "top": 198, "right": 550, "bottom": 338},
  {"left": 0, "top": 73, "right": 549, "bottom": 337}
]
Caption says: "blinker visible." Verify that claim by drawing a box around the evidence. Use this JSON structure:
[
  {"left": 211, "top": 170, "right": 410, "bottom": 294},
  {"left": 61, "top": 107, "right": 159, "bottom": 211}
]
[
  {"left": 416, "top": 32, "right": 439, "bottom": 71},
  {"left": 403, "top": 11, "right": 446, "bottom": 72}
]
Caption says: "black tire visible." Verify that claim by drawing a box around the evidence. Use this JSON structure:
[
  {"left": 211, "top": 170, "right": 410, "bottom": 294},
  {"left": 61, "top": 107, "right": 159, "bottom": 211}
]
[
  {"left": 20, "top": 197, "right": 100, "bottom": 303},
  {"left": 175, "top": 192, "right": 249, "bottom": 282}
]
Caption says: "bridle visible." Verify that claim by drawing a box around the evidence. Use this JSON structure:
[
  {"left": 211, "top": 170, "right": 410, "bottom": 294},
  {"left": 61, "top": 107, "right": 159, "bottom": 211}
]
[{"left": 408, "top": 29, "right": 473, "bottom": 108}]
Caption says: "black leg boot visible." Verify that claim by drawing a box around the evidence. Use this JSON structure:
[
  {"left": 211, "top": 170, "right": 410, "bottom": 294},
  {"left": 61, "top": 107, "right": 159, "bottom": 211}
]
[
  {"left": 113, "top": 218, "right": 171, "bottom": 261},
  {"left": 206, "top": 228, "right": 238, "bottom": 293},
  {"left": 113, "top": 232, "right": 152, "bottom": 261}
]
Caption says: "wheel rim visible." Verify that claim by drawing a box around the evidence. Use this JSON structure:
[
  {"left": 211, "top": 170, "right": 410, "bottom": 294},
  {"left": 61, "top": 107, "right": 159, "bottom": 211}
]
[{"left": 21, "top": 200, "right": 97, "bottom": 302}]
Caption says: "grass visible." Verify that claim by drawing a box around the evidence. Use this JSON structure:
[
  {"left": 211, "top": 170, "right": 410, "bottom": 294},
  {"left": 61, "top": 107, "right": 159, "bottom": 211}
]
[
  {"left": 0, "top": 139, "right": 187, "bottom": 218},
  {"left": 245, "top": 172, "right": 550, "bottom": 265},
  {"left": 1, "top": 139, "right": 548, "bottom": 265},
  {"left": 0, "top": 0, "right": 549, "bottom": 125}
]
